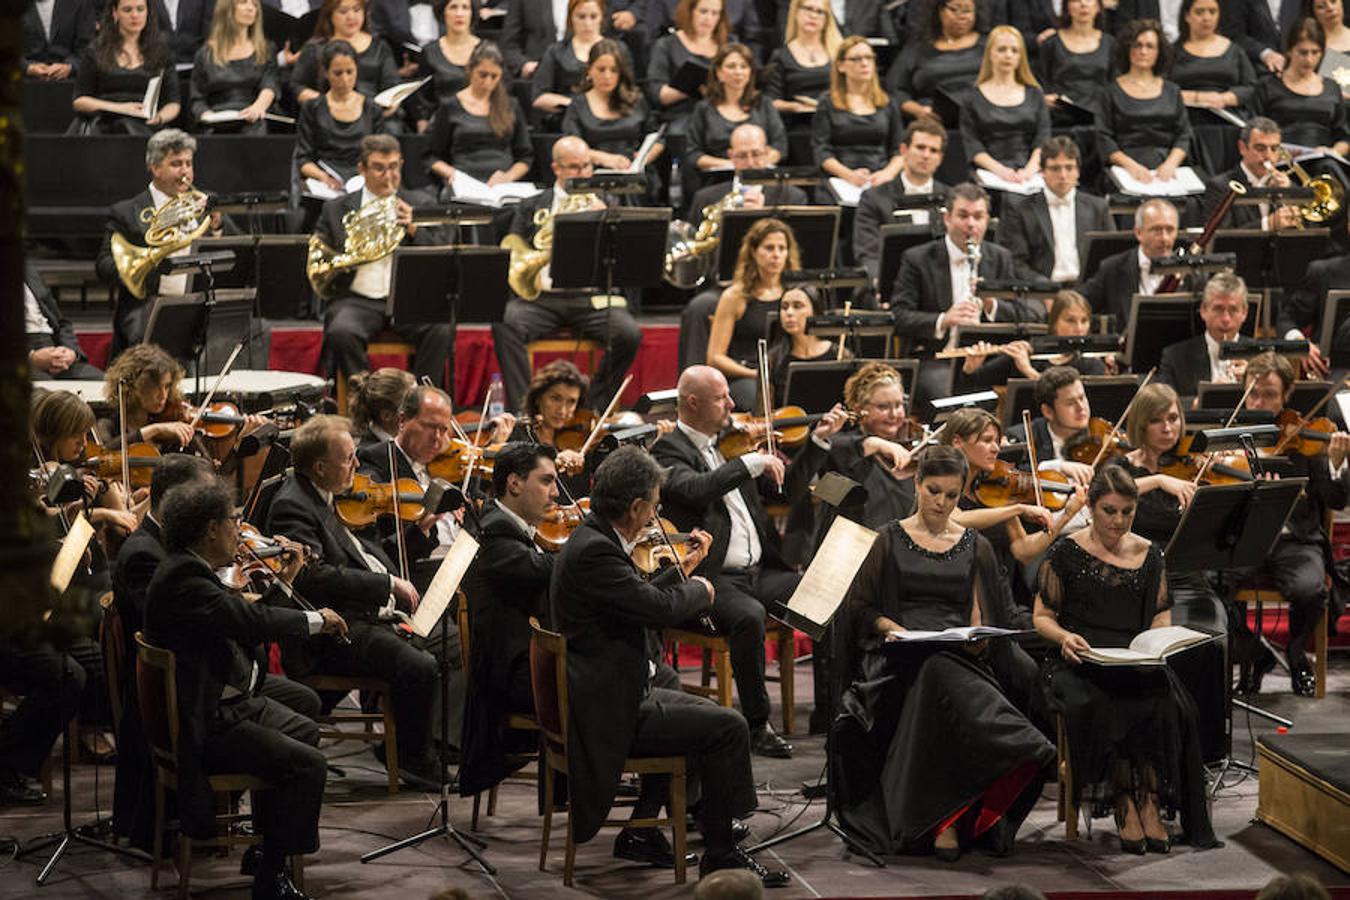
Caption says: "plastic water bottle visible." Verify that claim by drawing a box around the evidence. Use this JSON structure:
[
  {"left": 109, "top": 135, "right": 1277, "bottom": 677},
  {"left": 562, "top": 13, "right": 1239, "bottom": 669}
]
[
  {"left": 669, "top": 156, "right": 683, "bottom": 211},
  {"left": 487, "top": 373, "right": 506, "bottom": 419}
]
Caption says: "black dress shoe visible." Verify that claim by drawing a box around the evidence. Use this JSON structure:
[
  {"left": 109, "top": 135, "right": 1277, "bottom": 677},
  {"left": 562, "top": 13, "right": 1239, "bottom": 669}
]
[
  {"left": 0, "top": 775, "right": 46, "bottom": 806},
  {"left": 251, "top": 870, "right": 310, "bottom": 900},
  {"left": 1246, "top": 649, "right": 1277, "bottom": 695},
  {"left": 240, "top": 844, "right": 263, "bottom": 877},
  {"left": 613, "top": 828, "right": 699, "bottom": 868},
  {"left": 399, "top": 754, "right": 450, "bottom": 792},
  {"left": 750, "top": 724, "right": 793, "bottom": 759},
  {"left": 1292, "top": 668, "right": 1317, "bottom": 697},
  {"left": 699, "top": 847, "right": 791, "bottom": 888}
]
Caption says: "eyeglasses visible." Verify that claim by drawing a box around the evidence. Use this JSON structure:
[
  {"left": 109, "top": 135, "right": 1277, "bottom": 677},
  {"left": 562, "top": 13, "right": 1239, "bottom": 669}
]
[
  {"left": 729, "top": 148, "right": 769, "bottom": 161},
  {"left": 556, "top": 161, "right": 593, "bottom": 172},
  {"left": 362, "top": 161, "right": 402, "bottom": 175}
]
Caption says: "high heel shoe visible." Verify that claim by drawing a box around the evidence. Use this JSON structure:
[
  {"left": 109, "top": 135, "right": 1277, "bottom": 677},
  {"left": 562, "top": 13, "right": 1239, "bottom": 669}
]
[
  {"left": 1145, "top": 835, "right": 1171, "bottom": 854},
  {"left": 1114, "top": 806, "right": 1145, "bottom": 855},
  {"left": 933, "top": 829, "right": 962, "bottom": 862}
]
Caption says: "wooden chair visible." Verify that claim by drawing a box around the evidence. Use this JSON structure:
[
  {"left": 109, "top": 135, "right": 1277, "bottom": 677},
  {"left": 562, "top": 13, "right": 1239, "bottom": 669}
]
[
  {"left": 99, "top": 591, "right": 127, "bottom": 740},
  {"left": 1056, "top": 713, "right": 1078, "bottom": 840},
  {"left": 663, "top": 621, "right": 798, "bottom": 734},
  {"left": 530, "top": 618, "right": 689, "bottom": 886},
  {"left": 334, "top": 333, "right": 417, "bottom": 414},
  {"left": 1233, "top": 572, "right": 1330, "bottom": 700},
  {"left": 135, "top": 633, "right": 304, "bottom": 899},
  {"left": 456, "top": 595, "right": 538, "bottom": 829},
  {"left": 526, "top": 328, "right": 602, "bottom": 376},
  {"left": 294, "top": 673, "right": 400, "bottom": 793}
]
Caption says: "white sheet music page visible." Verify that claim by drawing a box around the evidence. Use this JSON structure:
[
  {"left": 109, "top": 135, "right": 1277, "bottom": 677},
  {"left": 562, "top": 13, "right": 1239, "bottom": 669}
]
[
  {"left": 51, "top": 512, "right": 94, "bottom": 594},
  {"left": 787, "top": 516, "right": 877, "bottom": 630},
  {"left": 410, "top": 528, "right": 479, "bottom": 638}
]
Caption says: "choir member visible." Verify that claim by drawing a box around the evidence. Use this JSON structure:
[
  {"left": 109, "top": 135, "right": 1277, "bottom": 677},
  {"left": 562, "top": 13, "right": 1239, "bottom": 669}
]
[
  {"left": 72, "top": 0, "right": 181, "bottom": 135},
  {"left": 531, "top": 0, "right": 615, "bottom": 130},
  {"left": 647, "top": 0, "right": 730, "bottom": 134},
  {"left": 1101, "top": 18, "right": 1193, "bottom": 187},
  {"left": 1035, "top": 0, "right": 1115, "bottom": 124},
  {"left": 427, "top": 41, "right": 533, "bottom": 194},
  {"left": 1253, "top": 17, "right": 1350, "bottom": 156},
  {"left": 296, "top": 41, "right": 387, "bottom": 189},
  {"left": 151, "top": 0, "right": 213, "bottom": 64},
  {"left": 962, "top": 25, "right": 1050, "bottom": 184},
  {"left": 885, "top": 0, "right": 986, "bottom": 119},
  {"left": 1171, "top": 0, "right": 1256, "bottom": 117},
  {"left": 811, "top": 35, "right": 905, "bottom": 190},
  {"left": 647, "top": 0, "right": 763, "bottom": 58},
  {"left": 191, "top": 0, "right": 280, "bottom": 134},
  {"left": 765, "top": 0, "right": 841, "bottom": 120},
  {"left": 498, "top": 0, "right": 561, "bottom": 77},
  {"left": 686, "top": 43, "right": 788, "bottom": 175},
  {"left": 1220, "top": 0, "right": 1305, "bottom": 72},
  {"left": 415, "top": 0, "right": 482, "bottom": 114},
  {"left": 1156, "top": 273, "right": 1255, "bottom": 398},
  {"left": 561, "top": 39, "right": 664, "bottom": 173},
  {"left": 1311, "top": 0, "right": 1350, "bottom": 58},
  {"left": 22, "top": 0, "right": 94, "bottom": 80},
  {"left": 292, "top": 0, "right": 401, "bottom": 107}
]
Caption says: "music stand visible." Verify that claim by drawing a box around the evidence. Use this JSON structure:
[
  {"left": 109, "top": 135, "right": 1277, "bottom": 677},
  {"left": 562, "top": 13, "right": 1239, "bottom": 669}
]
[
  {"left": 783, "top": 358, "right": 919, "bottom": 413},
  {"left": 387, "top": 246, "right": 508, "bottom": 402},
  {"left": 717, "top": 207, "right": 840, "bottom": 284},
  {"left": 1212, "top": 228, "right": 1332, "bottom": 291},
  {"left": 1196, "top": 380, "right": 1337, "bottom": 418},
  {"left": 1123, "top": 294, "right": 1259, "bottom": 372},
  {"left": 876, "top": 224, "right": 934, "bottom": 307},
  {"left": 999, "top": 374, "right": 1142, "bottom": 430},
  {"left": 948, "top": 322, "right": 1048, "bottom": 393},
  {"left": 1318, "top": 290, "right": 1350, "bottom": 367},
  {"left": 192, "top": 235, "right": 310, "bottom": 318},
  {"left": 1083, "top": 231, "right": 1137, "bottom": 275},
  {"left": 805, "top": 310, "right": 897, "bottom": 361},
  {"left": 737, "top": 166, "right": 821, "bottom": 191},
  {"left": 144, "top": 288, "right": 255, "bottom": 391}
]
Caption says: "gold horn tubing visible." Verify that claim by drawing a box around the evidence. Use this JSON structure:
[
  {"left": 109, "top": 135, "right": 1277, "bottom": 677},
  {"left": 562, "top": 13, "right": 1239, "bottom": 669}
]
[
  {"left": 112, "top": 189, "right": 213, "bottom": 300},
  {"left": 500, "top": 192, "right": 601, "bottom": 300},
  {"left": 304, "top": 193, "right": 405, "bottom": 300},
  {"left": 1277, "top": 147, "right": 1345, "bottom": 224},
  {"left": 662, "top": 181, "right": 746, "bottom": 288}
]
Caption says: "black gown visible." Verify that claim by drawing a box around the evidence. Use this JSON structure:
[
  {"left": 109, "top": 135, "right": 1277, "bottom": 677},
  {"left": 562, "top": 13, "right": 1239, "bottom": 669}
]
[
  {"left": 1254, "top": 75, "right": 1350, "bottom": 150},
  {"left": 426, "top": 95, "right": 534, "bottom": 184},
  {"left": 685, "top": 95, "right": 789, "bottom": 169},
  {"left": 959, "top": 86, "right": 1052, "bottom": 171},
  {"left": 295, "top": 93, "right": 386, "bottom": 182},
  {"left": 416, "top": 38, "right": 474, "bottom": 108},
  {"left": 1169, "top": 42, "right": 1256, "bottom": 173},
  {"left": 189, "top": 43, "right": 280, "bottom": 133},
  {"left": 764, "top": 45, "right": 830, "bottom": 133},
  {"left": 1035, "top": 31, "right": 1114, "bottom": 122},
  {"left": 645, "top": 34, "right": 713, "bottom": 133},
  {"left": 291, "top": 37, "right": 399, "bottom": 102},
  {"left": 884, "top": 38, "right": 985, "bottom": 114},
  {"left": 72, "top": 47, "right": 181, "bottom": 135},
  {"left": 833, "top": 524, "right": 1055, "bottom": 855},
  {"left": 1039, "top": 538, "right": 1219, "bottom": 848},
  {"left": 1100, "top": 80, "right": 1193, "bottom": 170},
  {"left": 810, "top": 98, "right": 905, "bottom": 173}
]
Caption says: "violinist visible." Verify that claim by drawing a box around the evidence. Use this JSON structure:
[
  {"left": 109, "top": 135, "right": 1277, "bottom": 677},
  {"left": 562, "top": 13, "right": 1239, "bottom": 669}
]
[
  {"left": 144, "top": 477, "right": 346, "bottom": 900},
  {"left": 1157, "top": 272, "right": 1253, "bottom": 401},
  {"left": 1005, "top": 365, "right": 1096, "bottom": 487},
  {"left": 265, "top": 415, "right": 445, "bottom": 790},
  {"left": 1237, "top": 352, "right": 1350, "bottom": 695},
  {"left": 347, "top": 367, "right": 415, "bottom": 452},
  {"left": 511, "top": 359, "right": 592, "bottom": 485},
  {"left": 100, "top": 344, "right": 195, "bottom": 450},
  {"left": 959, "top": 290, "right": 1115, "bottom": 390}
]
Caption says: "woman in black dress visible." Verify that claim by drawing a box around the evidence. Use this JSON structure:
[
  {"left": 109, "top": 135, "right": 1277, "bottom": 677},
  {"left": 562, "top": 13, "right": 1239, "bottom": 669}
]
[
  {"left": 72, "top": 0, "right": 181, "bottom": 134},
  {"left": 960, "top": 290, "right": 1113, "bottom": 388},
  {"left": 190, "top": 0, "right": 279, "bottom": 134},
  {"left": 885, "top": 0, "right": 986, "bottom": 120},
  {"left": 833, "top": 446, "right": 1056, "bottom": 860},
  {"left": 963, "top": 25, "right": 1050, "bottom": 183},
  {"left": 765, "top": 0, "right": 841, "bottom": 125},
  {"left": 1170, "top": 0, "right": 1256, "bottom": 172},
  {"left": 706, "top": 218, "right": 805, "bottom": 409},
  {"left": 1102, "top": 18, "right": 1192, "bottom": 186},
  {"left": 811, "top": 35, "right": 905, "bottom": 191},
  {"left": 296, "top": 41, "right": 385, "bottom": 189},
  {"left": 414, "top": 0, "right": 481, "bottom": 123},
  {"left": 687, "top": 43, "right": 788, "bottom": 173},
  {"left": 531, "top": 0, "right": 613, "bottom": 131},
  {"left": 1035, "top": 0, "right": 1114, "bottom": 124},
  {"left": 646, "top": 0, "right": 728, "bottom": 135},
  {"left": 1312, "top": 0, "right": 1350, "bottom": 64},
  {"left": 427, "top": 41, "right": 533, "bottom": 195},
  {"left": 767, "top": 283, "right": 842, "bottom": 403},
  {"left": 562, "top": 39, "right": 663, "bottom": 173},
  {"left": 292, "top": 0, "right": 406, "bottom": 130},
  {"left": 1254, "top": 17, "right": 1350, "bottom": 156},
  {"left": 1034, "top": 464, "right": 1219, "bottom": 852}
]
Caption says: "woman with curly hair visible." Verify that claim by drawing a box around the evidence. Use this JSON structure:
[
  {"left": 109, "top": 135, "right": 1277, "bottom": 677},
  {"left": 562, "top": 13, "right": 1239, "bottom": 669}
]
[{"left": 101, "top": 345, "right": 194, "bottom": 449}]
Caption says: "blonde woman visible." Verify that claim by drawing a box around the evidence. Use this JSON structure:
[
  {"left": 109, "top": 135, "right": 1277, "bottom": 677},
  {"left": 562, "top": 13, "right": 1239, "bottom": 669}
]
[
  {"left": 190, "top": 0, "right": 278, "bottom": 133},
  {"left": 811, "top": 34, "right": 904, "bottom": 189},
  {"left": 962, "top": 25, "right": 1050, "bottom": 183},
  {"left": 765, "top": 0, "right": 842, "bottom": 117}
]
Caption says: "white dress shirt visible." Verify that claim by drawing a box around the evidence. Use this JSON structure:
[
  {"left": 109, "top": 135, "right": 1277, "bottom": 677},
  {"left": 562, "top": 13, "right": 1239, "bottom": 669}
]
[
  {"left": 830, "top": 0, "right": 846, "bottom": 27},
  {"left": 675, "top": 420, "right": 764, "bottom": 571},
  {"left": 314, "top": 482, "right": 398, "bottom": 618},
  {"left": 1044, "top": 187, "right": 1080, "bottom": 282},
  {"left": 24, "top": 284, "right": 52, "bottom": 335},
  {"left": 401, "top": 443, "right": 460, "bottom": 550},
  {"left": 937, "top": 235, "right": 996, "bottom": 337},
  {"left": 1240, "top": 161, "right": 1272, "bottom": 230},
  {"left": 1204, "top": 331, "right": 1240, "bottom": 383},
  {"left": 408, "top": 3, "right": 439, "bottom": 45},
  {"left": 1137, "top": 247, "right": 1165, "bottom": 296},
  {"left": 148, "top": 183, "right": 192, "bottom": 296},
  {"left": 350, "top": 188, "right": 396, "bottom": 299},
  {"left": 163, "top": 0, "right": 180, "bottom": 28},
  {"left": 33, "top": 0, "right": 55, "bottom": 40},
  {"left": 894, "top": 171, "right": 933, "bottom": 227},
  {"left": 1159, "top": 0, "right": 1182, "bottom": 42},
  {"left": 552, "top": 0, "right": 568, "bottom": 39},
  {"left": 281, "top": 0, "right": 310, "bottom": 17}
]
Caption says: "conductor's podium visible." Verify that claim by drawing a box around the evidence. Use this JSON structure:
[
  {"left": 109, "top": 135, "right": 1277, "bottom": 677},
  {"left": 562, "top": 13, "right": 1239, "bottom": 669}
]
[{"left": 1256, "top": 733, "right": 1350, "bottom": 872}]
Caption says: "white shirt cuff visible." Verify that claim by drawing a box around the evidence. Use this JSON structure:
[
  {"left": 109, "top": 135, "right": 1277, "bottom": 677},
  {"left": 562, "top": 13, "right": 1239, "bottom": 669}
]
[
  {"left": 740, "top": 453, "right": 768, "bottom": 478},
  {"left": 934, "top": 312, "right": 947, "bottom": 339},
  {"left": 304, "top": 610, "right": 324, "bottom": 634},
  {"left": 985, "top": 298, "right": 998, "bottom": 321},
  {"left": 1260, "top": 48, "right": 1278, "bottom": 63},
  {"left": 1330, "top": 456, "right": 1347, "bottom": 480},
  {"left": 811, "top": 433, "right": 831, "bottom": 451},
  {"left": 1284, "top": 328, "right": 1305, "bottom": 341}
]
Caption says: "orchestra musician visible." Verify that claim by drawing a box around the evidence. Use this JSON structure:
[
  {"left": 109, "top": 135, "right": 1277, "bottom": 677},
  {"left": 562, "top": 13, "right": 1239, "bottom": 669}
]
[
  {"left": 650, "top": 366, "right": 801, "bottom": 759},
  {"left": 549, "top": 445, "right": 790, "bottom": 887},
  {"left": 1080, "top": 197, "right": 1191, "bottom": 330},
  {"left": 1004, "top": 365, "right": 1097, "bottom": 487},
  {"left": 99, "top": 344, "right": 195, "bottom": 449},
  {"left": 1157, "top": 271, "right": 1253, "bottom": 400},
  {"left": 24, "top": 262, "right": 102, "bottom": 380},
  {"left": 996, "top": 136, "right": 1113, "bottom": 286},
  {"left": 1280, "top": 213, "right": 1350, "bottom": 377},
  {"left": 264, "top": 415, "right": 446, "bottom": 789},
  {"left": 1034, "top": 464, "right": 1219, "bottom": 853},
  {"left": 0, "top": 640, "right": 84, "bottom": 806},
  {"left": 491, "top": 135, "right": 643, "bottom": 410},
  {"left": 1192, "top": 117, "right": 1301, "bottom": 232},
  {"left": 507, "top": 360, "right": 593, "bottom": 496},
  {"left": 959, "top": 289, "right": 1114, "bottom": 389},
  {"left": 144, "top": 478, "right": 345, "bottom": 900},
  {"left": 95, "top": 130, "right": 229, "bottom": 357},
  {"left": 347, "top": 367, "right": 416, "bottom": 451},
  {"left": 1237, "top": 352, "right": 1350, "bottom": 695},
  {"left": 315, "top": 134, "right": 454, "bottom": 388}
]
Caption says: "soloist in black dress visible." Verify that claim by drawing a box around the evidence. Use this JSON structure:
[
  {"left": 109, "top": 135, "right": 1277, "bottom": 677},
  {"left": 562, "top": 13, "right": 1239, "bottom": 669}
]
[
  {"left": 1038, "top": 538, "right": 1218, "bottom": 848},
  {"left": 833, "top": 524, "right": 1055, "bottom": 855}
]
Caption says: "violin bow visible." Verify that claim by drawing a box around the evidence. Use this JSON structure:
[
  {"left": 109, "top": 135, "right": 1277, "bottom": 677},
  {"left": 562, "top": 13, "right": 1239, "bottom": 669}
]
[
  {"left": 650, "top": 502, "right": 717, "bottom": 634},
  {"left": 757, "top": 339, "right": 776, "bottom": 460},
  {"left": 1270, "top": 375, "right": 1350, "bottom": 456},
  {"left": 187, "top": 340, "right": 245, "bottom": 431},
  {"left": 31, "top": 434, "right": 72, "bottom": 533},
  {"left": 461, "top": 390, "right": 493, "bottom": 496},
  {"left": 1088, "top": 367, "right": 1155, "bottom": 470},
  {"left": 1022, "top": 409, "right": 1044, "bottom": 508},
  {"left": 578, "top": 373, "right": 633, "bottom": 459},
  {"left": 387, "top": 440, "right": 410, "bottom": 583},
  {"left": 117, "top": 381, "right": 132, "bottom": 495},
  {"left": 1193, "top": 377, "right": 1258, "bottom": 485},
  {"left": 240, "top": 540, "right": 351, "bottom": 645}
]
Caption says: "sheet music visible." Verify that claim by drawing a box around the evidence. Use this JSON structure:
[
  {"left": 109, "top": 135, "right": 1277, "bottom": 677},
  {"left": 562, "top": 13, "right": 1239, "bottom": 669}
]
[
  {"left": 975, "top": 169, "right": 1045, "bottom": 195},
  {"left": 375, "top": 76, "right": 431, "bottom": 108},
  {"left": 1109, "top": 165, "right": 1206, "bottom": 197},
  {"left": 828, "top": 177, "right": 864, "bottom": 207},
  {"left": 449, "top": 170, "right": 542, "bottom": 207},
  {"left": 409, "top": 528, "right": 479, "bottom": 638},
  {"left": 786, "top": 517, "right": 877, "bottom": 628},
  {"left": 50, "top": 512, "right": 94, "bottom": 594}
]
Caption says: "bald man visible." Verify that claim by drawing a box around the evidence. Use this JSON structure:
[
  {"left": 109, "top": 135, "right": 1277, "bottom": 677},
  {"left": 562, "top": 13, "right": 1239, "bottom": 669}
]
[{"left": 491, "top": 135, "right": 642, "bottom": 410}]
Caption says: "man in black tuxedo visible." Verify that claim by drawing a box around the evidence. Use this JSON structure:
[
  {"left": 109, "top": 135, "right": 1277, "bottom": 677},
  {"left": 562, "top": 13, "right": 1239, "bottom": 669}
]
[
  {"left": 1239, "top": 352, "right": 1350, "bottom": 694},
  {"left": 145, "top": 478, "right": 347, "bottom": 900},
  {"left": 152, "top": 0, "right": 214, "bottom": 65},
  {"left": 650, "top": 366, "right": 800, "bottom": 759},
  {"left": 997, "top": 136, "right": 1113, "bottom": 285},
  {"left": 1193, "top": 117, "right": 1302, "bottom": 231},
  {"left": 24, "top": 262, "right": 101, "bottom": 380},
  {"left": 492, "top": 135, "right": 642, "bottom": 409},
  {"left": 1220, "top": 0, "right": 1304, "bottom": 71},
  {"left": 853, "top": 117, "right": 949, "bottom": 304},
  {"left": 265, "top": 414, "right": 446, "bottom": 789},
  {"left": 1280, "top": 214, "right": 1350, "bottom": 378},
  {"left": 1081, "top": 197, "right": 1192, "bottom": 330},
  {"left": 316, "top": 134, "right": 453, "bottom": 388},
  {"left": 96, "top": 129, "right": 230, "bottom": 360},
  {"left": 679, "top": 123, "right": 811, "bottom": 370},
  {"left": 22, "top": 0, "right": 94, "bottom": 79},
  {"left": 1157, "top": 272, "right": 1253, "bottom": 399},
  {"left": 1003, "top": 365, "right": 1097, "bottom": 487},
  {"left": 550, "top": 446, "right": 789, "bottom": 886},
  {"left": 891, "top": 182, "right": 1041, "bottom": 405}
]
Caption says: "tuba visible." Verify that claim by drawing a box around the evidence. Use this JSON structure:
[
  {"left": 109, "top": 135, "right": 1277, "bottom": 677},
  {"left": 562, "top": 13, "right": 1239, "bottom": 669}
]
[
  {"left": 306, "top": 193, "right": 406, "bottom": 300},
  {"left": 663, "top": 174, "right": 745, "bottom": 289},
  {"left": 111, "top": 183, "right": 212, "bottom": 300},
  {"left": 1272, "top": 147, "right": 1344, "bottom": 225},
  {"left": 499, "top": 191, "right": 600, "bottom": 300}
]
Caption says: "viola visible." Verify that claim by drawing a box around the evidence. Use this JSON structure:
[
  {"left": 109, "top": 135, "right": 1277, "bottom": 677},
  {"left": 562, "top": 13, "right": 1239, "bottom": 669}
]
[
  {"left": 218, "top": 523, "right": 308, "bottom": 591},
  {"left": 631, "top": 516, "right": 695, "bottom": 575},
  {"left": 1065, "top": 417, "right": 1133, "bottom": 467},
  {"left": 535, "top": 498, "right": 590, "bottom": 552},
  {"left": 1273, "top": 408, "right": 1334, "bottom": 457},
  {"left": 426, "top": 439, "right": 500, "bottom": 483},
  {"left": 335, "top": 473, "right": 440, "bottom": 528},
  {"left": 972, "top": 459, "right": 1075, "bottom": 511},
  {"left": 79, "top": 441, "right": 162, "bottom": 488}
]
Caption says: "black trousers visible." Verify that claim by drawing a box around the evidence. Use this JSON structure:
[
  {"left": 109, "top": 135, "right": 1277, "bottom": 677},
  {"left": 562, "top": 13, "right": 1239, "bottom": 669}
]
[
  {"left": 677, "top": 290, "right": 719, "bottom": 372},
  {"left": 0, "top": 643, "right": 84, "bottom": 779},
  {"left": 492, "top": 295, "right": 642, "bottom": 409},
  {"left": 628, "top": 686, "right": 756, "bottom": 857},
  {"left": 322, "top": 295, "right": 453, "bottom": 388},
  {"left": 1258, "top": 537, "right": 1328, "bottom": 674},
  {"left": 702, "top": 567, "right": 800, "bottom": 730},
  {"left": 313, "top": 622, "right": 440, "bottom": 761},
  {"left": 207, "top": 695, "right": 325, "bottom": 858}
]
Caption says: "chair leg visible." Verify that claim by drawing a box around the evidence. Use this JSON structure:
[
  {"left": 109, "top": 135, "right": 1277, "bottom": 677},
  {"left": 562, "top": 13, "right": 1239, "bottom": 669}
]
[
  {"left": 291, "top": 855, "right": 304, "bottom": 892},
  {"left": 151, "top": 780, "right": 165, "bottom": 890},
  {"left": 564, "top": 810, "right": 577, "bottom": 888},
  {"left": 382, "top": 696, "right": 399, "bottom": 795},
  {"left": 671, "top": 772, "right": 688, "bottom": 886},
  {"left": 1315, "top": 605, "right": 1328, "bottom": 699},
  {"left": 714, "top": 650, "right": 733, "bottom": 708},
  {"left": 539, "top": 766, "right": 554, "bottom": 872},
  {"left": 471, "top": 792, "right": 482, "bottom": 831},
  {"left": 487, "top": 783, "right": 498, "bottom": 817},
  {"left": 176, "top": 835, "right": 193, "bottom": 900},
  {"left": 700, "top": 647, "right": 712, "bottom": 688},
  {"left": 777, "top": 630, "right": 795, "bottom": 735}
]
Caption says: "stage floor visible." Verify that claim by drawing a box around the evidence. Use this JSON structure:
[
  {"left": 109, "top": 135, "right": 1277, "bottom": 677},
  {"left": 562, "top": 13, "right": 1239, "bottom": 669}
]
[{"left": 2, "top": 655, "right": 1347, "bottom": 899}]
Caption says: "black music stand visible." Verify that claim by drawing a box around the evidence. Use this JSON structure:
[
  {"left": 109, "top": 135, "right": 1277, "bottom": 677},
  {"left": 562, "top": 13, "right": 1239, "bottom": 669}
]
[
  {"left": 805, "top": 310, "right": 898, "bottom": 360},
  {"left": 1123, "top": 294, "right": 1260, "bottom": 373},
  {"left": 737, "top": 166, "right": 821, "bottom": 193},
  {"left": 999, "top": 374, "right": 1142, "bottom": 430},
  {"left": 209, "top": 190, "right": 289, "bottom": 363},
  {"left": 783, "top": 358, "right": 919, "bottom": 413},
  {"left": 1318, "top": 289, "right": 1350, "bottom": 368},
  {"left": 1212, "top": 228, "right": 1333, "bottom": 292},
  {"left": 192, "top": 235, "right": 310, "bottom": 319},
  {"left": 388, "top": 245, "right": 508, "bottom": 402},
  {"left": 718, "top": 207, "right": 840, "bottom": 283},
  {"left": 1082, "top": 230, "right": 1137, "bottom": 275},
  {"left": 144, "top": 287, "right": 255, "bottom": 391},
  {"left": 874, "top": 224, "right": 934, "bottom": 308},
  {"left": 550, "top": 207, "right": 671, "bottom": 357},
  {"left": 1196, "top": 380, "right": 1338, "bottom": 420}
]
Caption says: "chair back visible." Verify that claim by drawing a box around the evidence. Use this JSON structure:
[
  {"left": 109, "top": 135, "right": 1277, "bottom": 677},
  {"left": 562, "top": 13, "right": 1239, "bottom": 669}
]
[
  {"left": 457, "top": 590, "right": 472, "bottom": 685},
  {"left": 135, "top": 632, "right": 179, "bottom": 773},
  {"left": 528, "top": 617, "right": 568, "bottom": 756},
  {"left": 98, "top": 592, "right": 126, "bottom": 738}
]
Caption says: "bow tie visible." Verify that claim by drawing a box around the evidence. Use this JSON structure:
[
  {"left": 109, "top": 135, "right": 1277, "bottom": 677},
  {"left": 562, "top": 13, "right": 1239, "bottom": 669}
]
[{"left": 1047, "top": 194, "right": 1072, "bottom": 209}]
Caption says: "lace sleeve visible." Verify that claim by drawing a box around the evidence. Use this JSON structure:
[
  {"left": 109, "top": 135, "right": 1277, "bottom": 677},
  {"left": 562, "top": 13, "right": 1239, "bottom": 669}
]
[
  {"left": 1153, "top": 547, "right": 1172, "bottom": 613},
  {"left": 1038, "top": 543, "right": 1066, "bottom": 614}
]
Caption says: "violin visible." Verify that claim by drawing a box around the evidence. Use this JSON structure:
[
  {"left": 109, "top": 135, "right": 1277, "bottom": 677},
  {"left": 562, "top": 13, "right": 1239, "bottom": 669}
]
[
  {"left": 972, "top": 459, "right": 1075, "bottom": 511},
  {"left": 1065, "top": 417, "right": 1133, "bottom": 467},
  {"left": 335, "top": 473, "right": 441, "bottom": 528},
  {"left": 630, "top": 516, "right": 695, "bottom": 575},
  {"left": 186, "top": 401, "right": 249, "bottom": 439},
  {"left": 79, "top": 441, "right": 162, "bottom": 488},
  {"left": 718, "top": 405, "right": 844, "bottom": 458},
  {"left": 454, "top": 410, "right": 512, "bottom": 447},
  {"left": 426, "top": 439, "right": 500, "bottom": 483},
  {"left": 218, "top": 523, "right": 308, "bottom": 591},
  {"left": 1273, "top": 408, "right": 1335, "bottom": 457},
  {"left": 548, "top": 410, "right": 647, "bottom": 453},
  {"left": 1156, "top": 435, "right": 1254, "bottom": 485},
  {"left": 535, "top": 498, "right": 590, "bottom": 552}
]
